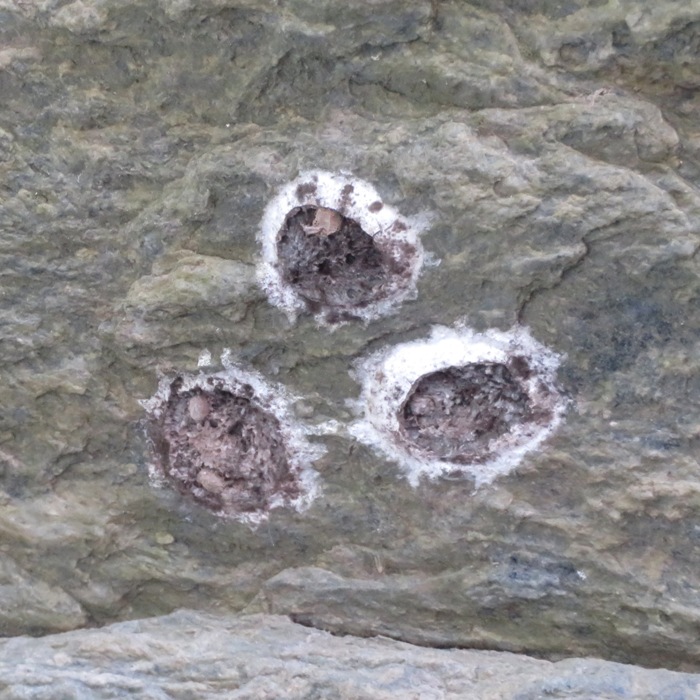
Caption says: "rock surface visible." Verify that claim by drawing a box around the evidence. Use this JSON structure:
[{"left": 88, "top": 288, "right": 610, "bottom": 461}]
[
  {"left": 1, "top": 0, "right": 700, "bottom": 681},
  {"left": 1, "top": 611, "right": 699, "bottom": 699}
]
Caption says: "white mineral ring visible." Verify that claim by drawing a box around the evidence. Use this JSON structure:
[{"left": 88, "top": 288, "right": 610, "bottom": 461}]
[
  {"left": 349, "top": 325, "right": 568, "bottom": 487},
  {"left": 140, "top": 359, "right": 322, "bottom": 526},
  {"left": 257, "top": 170, "right": 428, "bottom": 324}
]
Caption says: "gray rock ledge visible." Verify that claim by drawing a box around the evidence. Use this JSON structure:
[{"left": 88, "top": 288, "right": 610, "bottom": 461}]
[{"left": 0, "top": 611, "right": 698, "bottom": 700}]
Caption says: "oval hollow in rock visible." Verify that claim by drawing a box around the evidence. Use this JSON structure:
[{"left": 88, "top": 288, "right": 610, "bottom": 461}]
[
  {"left": 258, "top": 171, "right": 427, "bottom": 324},
  {"left": 140, "top": 365, "right": 321, "bottom": 525},
  {"left": 349, "top": 326, "right": 568, "bottom": 487}
]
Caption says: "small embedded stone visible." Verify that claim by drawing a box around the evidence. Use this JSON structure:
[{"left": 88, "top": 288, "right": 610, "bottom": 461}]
[
  {"left": 196, "top": 468, "right": 226, "bottom": 494},
  {"left": 154, "top": 532, "right": 175, "bottom": 545},
  {"left": 188, "top": 395, "right": 210, "bottom": 422},
  {"left": 302, "top": 206, "right": 343, "bottom": 236}
]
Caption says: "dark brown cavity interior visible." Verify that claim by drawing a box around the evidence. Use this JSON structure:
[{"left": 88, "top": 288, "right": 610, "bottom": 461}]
[
  {"left": 276, "top": 205, "right": 393, "bottom": 311},
  {"left": 398, "top": 363, "right": 536, "bottom": 464},
  {"left": 151, "top": 381, "right": 299, "bottom": 515}
]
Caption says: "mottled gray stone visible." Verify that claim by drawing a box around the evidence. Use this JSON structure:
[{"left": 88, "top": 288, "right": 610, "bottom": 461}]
[
  {"left": 0, "top": 558, "right": 86, "bottom": 636},
  {"left": 1, "top": 0, "right": 700, "bottom": 680},
  {"left": 1, "top": 611, "right": 699, "bottom": 700}
]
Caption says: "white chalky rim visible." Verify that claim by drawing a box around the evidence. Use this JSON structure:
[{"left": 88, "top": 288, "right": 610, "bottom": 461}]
[
  {"left": 257, "top": 170, "right": 428, "bottom": 324},
  {"left": 349, "top": 325, "right": 568, "bottom": 488},
  {"left": 140, "top": 353, "right": 322, "bottom": 526}
]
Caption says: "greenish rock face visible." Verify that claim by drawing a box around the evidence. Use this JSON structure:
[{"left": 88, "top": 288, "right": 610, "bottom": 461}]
[{"left": 1, "top": 0, "right": 700, "bottom": 674}]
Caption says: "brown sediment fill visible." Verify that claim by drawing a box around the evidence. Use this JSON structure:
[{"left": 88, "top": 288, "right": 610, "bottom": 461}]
[
  {"left": 148, "top": 379, "right": 300, "bottom": 517},
  {"left": 259, "top": 170, "right": 427, "bottom": 324},
  {"left": 398, "top": 361, "right": 544, "bottom": 464},
  {"left": 276, "top": 205, "right": 395, "bottom": 312}
]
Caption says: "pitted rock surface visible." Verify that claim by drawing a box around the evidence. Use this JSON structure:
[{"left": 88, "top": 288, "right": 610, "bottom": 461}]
[
  {"left": 149, "top": 380, "right": 299, "bottom": 516},
  {"left": 399, "top": 362, "right": 537, "bottom": 464},
  {"left": 1, "top": 0, "right": 700, "bottom": 680},
  {"left": 277, "top": 205, "right": 392, "bottom": 312}
]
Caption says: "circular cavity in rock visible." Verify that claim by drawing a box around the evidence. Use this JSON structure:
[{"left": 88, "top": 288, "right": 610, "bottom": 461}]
[
  {"left": 399, "top": 362, "right": 539, "bottom": 464},
  {"left": 277, "top": 205, "right": 394, "bottom": 311},
  {"left": 141, "top": 366, "right": 321, "bottom": 525},
  {"left": 349, "top": 326, "right": 568, "bottom": 487},
  {"left": 258, "top": 170, "right": 428, "bottom": 324}
]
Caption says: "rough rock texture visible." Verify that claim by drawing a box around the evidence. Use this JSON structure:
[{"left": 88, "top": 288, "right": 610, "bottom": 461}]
[
  {"left": 2, "top": 0, "right": 700, "bottom": 683},
  {"left": 1, "top": 611, "right": 698, "bottom": 700}
]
